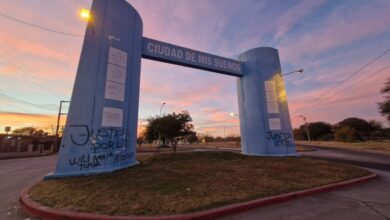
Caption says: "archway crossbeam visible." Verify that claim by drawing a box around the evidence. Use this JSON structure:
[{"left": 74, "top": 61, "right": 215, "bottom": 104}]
[{"left": 142, "top": 37, "right": 243, "bottom": 77}]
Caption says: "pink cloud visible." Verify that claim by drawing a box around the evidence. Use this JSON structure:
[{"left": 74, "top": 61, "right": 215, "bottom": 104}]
[
  {"left": 280, "top": 4, "right": 390, "bottom": 63},
  {"left": 288, "top": 72, "right": 388, "bottom": 128},
  {"left": 0, "top": 64, "right": 16, "bottom": 76},
  {"left": 0, "top": 34, "right": 79, "bottom": 66},
  {"left": 274, "top": 0, "right": 327, "bottom": 40}
]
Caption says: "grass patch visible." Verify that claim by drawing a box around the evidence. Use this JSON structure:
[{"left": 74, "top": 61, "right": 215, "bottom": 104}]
[{"left": 30, "top": 151, "right": 370, "bottom": 216}]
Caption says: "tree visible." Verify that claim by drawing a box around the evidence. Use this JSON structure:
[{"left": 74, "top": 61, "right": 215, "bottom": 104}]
[
  {"left": 334, "top": 117, "right": 372, "bottom": 141},
  {"left": 367, "top": 120, "right": 385, "bottom": 139},
  {"left": 144, "top": 111, "right": 195, "bottom": 151},
  {"left": 137, "top": 136, "right": 144, "bottom": 147},
  {"left": 335, "top": 127, "right": 359, "bottom": 142},
  {"left": 293, "top": 128, "right": 305, "bottom": 140},
  {"left": 145, "top": 117, "right": 160, "bottom": 145},
  {"left": 187, "top": 132, "right": 198, "bottom": 144},
  {"left": 307, "top": 122, "right": 333, "bottom": 141},
  {"left": 295, "top": 121, "right": 332, "bottom": 141},
  {"left": 203, "top": 135, "right": 215, "bottom": 143},
  {"left": 12, "top": 127, "right": 44, "bottom": 136},
  {"left": 378, "top": 78, "right": 390, "bottom": 122},
  {"left": 137, "top": 129, "right": 147, "bottom": 147}
]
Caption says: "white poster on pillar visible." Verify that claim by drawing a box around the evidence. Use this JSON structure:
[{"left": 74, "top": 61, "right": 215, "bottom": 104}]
[
  {"left": 108, "top": 47, "right": 128, "bottom": 69},
  {"left": 266, "top": 91, "right": 278, "bottom": 103},
  {"left": 267, "top": 102, "right": 279, "bottom": 113},
  {"left": 107, "top": 64, "right": 126, "bottom": 84},
  {"left": 269, "top": 118, "right": 282, "bottom": 130},
  {"left": 105, "top": 81, "right": 125, "bottom": 101},
  {"left": 102, "top": 107, "right": 123, "bottom": 127}
]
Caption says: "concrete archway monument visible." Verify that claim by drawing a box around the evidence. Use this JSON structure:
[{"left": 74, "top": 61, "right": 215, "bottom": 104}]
[{"left": 46, "top": 0, "right": 296, "bottom": 179}]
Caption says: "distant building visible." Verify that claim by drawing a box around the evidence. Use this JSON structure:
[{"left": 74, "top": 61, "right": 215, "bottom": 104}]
[{"left": 0, "top": 134, "right": 58, "bottom": 159}]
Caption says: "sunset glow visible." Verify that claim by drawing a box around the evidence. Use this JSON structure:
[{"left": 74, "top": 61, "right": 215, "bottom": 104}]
[
  {"left": 0, "top": 0, "right": 389, "bottom": 135},
  {"left": 80, "top": 9, "right": 90, "bottom": 20}
]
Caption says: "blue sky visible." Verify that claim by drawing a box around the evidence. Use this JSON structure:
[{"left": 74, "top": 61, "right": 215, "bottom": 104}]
[{"left": 0, "top": 0, "right": 389, "bottom": 136}]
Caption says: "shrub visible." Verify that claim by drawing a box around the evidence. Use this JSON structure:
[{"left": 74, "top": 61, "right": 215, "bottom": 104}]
[{"left": 335, "top": 127, "right": 359, "bottom": 142}]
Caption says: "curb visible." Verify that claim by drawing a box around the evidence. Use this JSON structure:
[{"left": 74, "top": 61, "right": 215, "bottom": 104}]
[{"left": 20, "top": 173, "right": 377, "bottom": 220}]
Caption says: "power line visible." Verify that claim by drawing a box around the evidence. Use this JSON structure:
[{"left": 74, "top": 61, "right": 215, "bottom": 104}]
[
  {"left": 303, "top": 64, "right": 390, "bottom": 110},
  {"left": 0, "top": 47, "right": 63, "bottom": 98},
  {"left": 0, "top": 52, "right": 61, "bottom": 99},
  {"left": 296, "top": 48, "right": 390, "bottom": 112},
  {"left": 0, "top": 99, "right": 33, "bottom": 113},
  {"left": 302, "top": 91, "right": 379, "bottom": 109},
  {"left": 0, "top": 12, "right": 83, "bottom": 37},
  {"left": 0, "top": 92, "right": 57, "bottom": 112}
]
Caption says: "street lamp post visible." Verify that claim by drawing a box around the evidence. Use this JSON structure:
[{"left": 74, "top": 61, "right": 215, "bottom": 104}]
[
  {"left": 282, "top": 68, "right": 304, "bottom": 76},
  {"left": 299, "top": 115, "right": 311, "bottom": 142},
  {"left": 158, "top": 102, "right": 166, "bottom": 147},
  {"left": 160, "top": 102, "right": 166, "bottom": 116}
]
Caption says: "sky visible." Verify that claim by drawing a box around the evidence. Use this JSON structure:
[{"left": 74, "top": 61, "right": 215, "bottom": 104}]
[{"left": 0, "top": 0, "right": 389, "bottom": 137}]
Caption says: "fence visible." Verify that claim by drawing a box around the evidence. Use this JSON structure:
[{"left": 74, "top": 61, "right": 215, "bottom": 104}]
[{"left": 0, "top": 134, "right": 58, "bottom": 159}]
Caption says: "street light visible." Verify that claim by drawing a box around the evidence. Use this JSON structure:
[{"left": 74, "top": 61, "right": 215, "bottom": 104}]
[
  {"left": 80, "top": 9, "right": 91, "bottom": 20},
  {"left": 158, "top": 102, "right": 166, "bottom": 147},
  {"left": 160, "top": 102, "right": 166, "bottom": 116},
  {"left": 298, "top": 115, "right": 311, "bottom": 142},
  {"left": 282, "top": 68, "right": 304, "bottom": 76}
]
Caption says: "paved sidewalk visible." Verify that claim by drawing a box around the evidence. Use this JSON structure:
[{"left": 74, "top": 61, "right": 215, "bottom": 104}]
[
  {"left": 0, "top": 155, "right": 57, "bottom": 220},
  {"left": 218, "top": 169, "right": 390, "bottom": 220}
]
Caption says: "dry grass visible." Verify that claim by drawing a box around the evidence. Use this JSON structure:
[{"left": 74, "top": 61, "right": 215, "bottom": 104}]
[
  {"left": 137, "top": 141, "right": 240, "bottom": 152},
  {"left": 296, "top": 140, "right": 390, "bottom": 152},
  {"left": 30, "top": 152, "right": 370, "bottom": 216},
  {"left": 138, "top": 141, "right": 313, "bottom": 152}
]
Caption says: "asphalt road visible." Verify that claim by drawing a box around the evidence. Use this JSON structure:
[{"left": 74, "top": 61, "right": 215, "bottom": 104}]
[
  {"left": 301, "top": 146, "right": 390, "bottom": 171},
  {"left": 0, "top": 155, "right": 57, "bottom": 220},
  {"left": 1, "top": 146, "right": 389, "bottom": 220}
]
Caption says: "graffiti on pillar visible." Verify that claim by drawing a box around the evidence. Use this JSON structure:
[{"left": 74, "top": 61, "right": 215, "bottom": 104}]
[
  {"left": 265, "top": 131, "right": 293, "bottom": 147},
  {"left": 66, "top": 124, "right": 133, "bottom": 170}
]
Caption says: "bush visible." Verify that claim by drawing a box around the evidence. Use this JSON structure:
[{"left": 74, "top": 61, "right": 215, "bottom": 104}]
[{"left": 335, "top": 127, "right": 359, "bottom": 142}]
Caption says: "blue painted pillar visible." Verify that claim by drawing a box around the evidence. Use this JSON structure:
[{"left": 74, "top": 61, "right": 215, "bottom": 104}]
[
  {"left": 237, "top": 47, "right": 296, "bottom": 156},
  {"left": 46, "top": 0, "right": 143, "bottom": 178}
]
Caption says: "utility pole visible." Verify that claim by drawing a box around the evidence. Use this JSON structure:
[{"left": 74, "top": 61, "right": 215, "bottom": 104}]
[
  {"left": 55, "top": 100, "right": 70, "bottom": 136},
  {"left": 158, "top": 102, "right": 166, "bottom": 147},
  {"left": 299, "top": 115, "right": 311, "bottom": 142}
]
